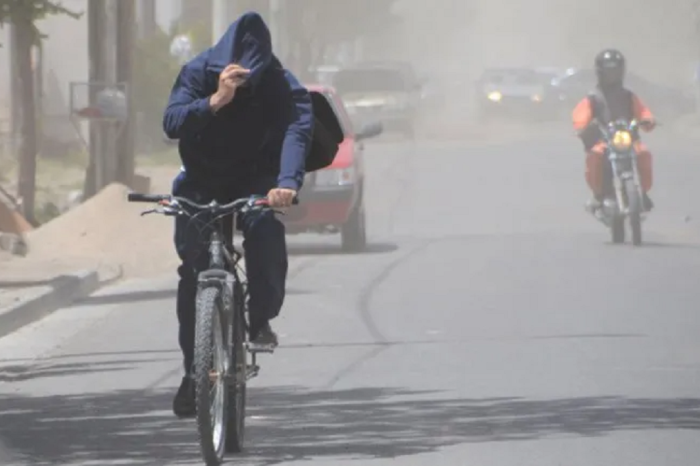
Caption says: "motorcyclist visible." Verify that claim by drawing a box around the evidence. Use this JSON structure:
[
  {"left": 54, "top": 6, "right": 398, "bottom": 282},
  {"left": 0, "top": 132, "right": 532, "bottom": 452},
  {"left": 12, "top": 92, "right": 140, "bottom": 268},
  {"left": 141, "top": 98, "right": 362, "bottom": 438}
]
[
  {"left": 162, "top": 12, "right": 313, "bottom": 418},
  {"left": 572, "top": 49, "right": 656, "bottom": 213}
]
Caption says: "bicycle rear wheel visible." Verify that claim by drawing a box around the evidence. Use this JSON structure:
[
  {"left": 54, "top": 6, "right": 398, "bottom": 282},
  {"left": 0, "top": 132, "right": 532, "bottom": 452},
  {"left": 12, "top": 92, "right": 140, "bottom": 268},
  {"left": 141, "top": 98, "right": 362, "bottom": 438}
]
[{"left": 194, "top": 286, "right": 229, "bottom": 465}]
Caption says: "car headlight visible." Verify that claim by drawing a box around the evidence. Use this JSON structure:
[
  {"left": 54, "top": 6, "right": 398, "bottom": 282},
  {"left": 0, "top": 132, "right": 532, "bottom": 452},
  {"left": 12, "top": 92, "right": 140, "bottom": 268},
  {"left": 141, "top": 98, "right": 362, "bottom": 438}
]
[
  {"left": 487, "top": 91, "right": 502, "bottom": 102},
  {"left": 531, "top": 94, "right": 542, "bottom": 102},
  {"left": 314, "top": 167, "right": 355, "bottom": 187},
  {"left": 612, "top": 130, "right": 632, "bottom": 151}
]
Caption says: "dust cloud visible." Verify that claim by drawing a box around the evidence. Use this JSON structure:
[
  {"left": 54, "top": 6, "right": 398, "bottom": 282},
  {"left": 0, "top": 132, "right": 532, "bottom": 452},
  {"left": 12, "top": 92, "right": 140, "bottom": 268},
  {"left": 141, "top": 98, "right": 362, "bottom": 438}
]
[{"left": 379, "top": 0, "right": 699, "bottom": 125}]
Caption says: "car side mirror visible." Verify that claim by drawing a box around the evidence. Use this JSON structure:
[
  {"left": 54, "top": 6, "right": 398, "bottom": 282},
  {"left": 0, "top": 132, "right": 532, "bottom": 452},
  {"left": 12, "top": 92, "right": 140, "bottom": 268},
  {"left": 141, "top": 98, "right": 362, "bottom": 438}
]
[{"left": 356, "top": 121, "right": 383, "bottom": 141}]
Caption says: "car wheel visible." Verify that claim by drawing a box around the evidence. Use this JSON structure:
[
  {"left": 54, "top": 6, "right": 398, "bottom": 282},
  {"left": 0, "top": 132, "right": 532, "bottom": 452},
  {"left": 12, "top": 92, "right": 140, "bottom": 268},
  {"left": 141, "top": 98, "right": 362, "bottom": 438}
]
[{"left": 341, "top": 200, "right": 367, "bottom": 253}]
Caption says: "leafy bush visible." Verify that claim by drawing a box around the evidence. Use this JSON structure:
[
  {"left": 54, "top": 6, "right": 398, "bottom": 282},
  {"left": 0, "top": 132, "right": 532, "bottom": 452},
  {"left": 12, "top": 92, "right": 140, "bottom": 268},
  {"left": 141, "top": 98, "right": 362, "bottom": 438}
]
[{"left": 133, "top": 20, "right": 213, "bottom": 152}]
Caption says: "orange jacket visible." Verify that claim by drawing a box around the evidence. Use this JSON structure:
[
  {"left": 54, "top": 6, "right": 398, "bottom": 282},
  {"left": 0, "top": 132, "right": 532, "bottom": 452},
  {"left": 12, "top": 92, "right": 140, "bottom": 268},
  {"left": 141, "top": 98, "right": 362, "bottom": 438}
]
[{"left": 572, "top": 92, "right": 655, "bottom": 133}]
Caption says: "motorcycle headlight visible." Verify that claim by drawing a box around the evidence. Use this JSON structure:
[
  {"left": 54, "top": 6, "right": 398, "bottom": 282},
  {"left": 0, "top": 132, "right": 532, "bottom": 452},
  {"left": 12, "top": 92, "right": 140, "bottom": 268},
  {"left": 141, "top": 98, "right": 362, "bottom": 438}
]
[
  {"left": 612, "top": 130, "right": 632, "bottom": 151},
  {"left": 314, "top": 167, "right": 355, "bottom": 187},
  {"left": 487, "top": 91, "right": 502, "bottom": 102}
]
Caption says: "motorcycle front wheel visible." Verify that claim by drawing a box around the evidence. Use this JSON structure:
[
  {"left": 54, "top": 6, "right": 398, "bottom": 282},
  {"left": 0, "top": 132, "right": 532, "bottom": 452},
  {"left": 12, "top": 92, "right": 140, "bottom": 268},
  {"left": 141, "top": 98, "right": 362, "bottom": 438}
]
[
  {"left": 611, "top": 215, "right": 625, "bottom": 244},
  {"left": 625, "top": 180, "right": 642, "bottom": 246}
]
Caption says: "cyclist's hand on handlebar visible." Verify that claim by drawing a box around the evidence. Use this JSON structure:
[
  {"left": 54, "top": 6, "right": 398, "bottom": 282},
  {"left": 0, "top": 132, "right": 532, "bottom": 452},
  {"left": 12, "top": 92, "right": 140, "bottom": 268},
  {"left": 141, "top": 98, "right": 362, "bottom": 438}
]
[{"left": 267, "top": 188, "right": 297, "bottom": 208}]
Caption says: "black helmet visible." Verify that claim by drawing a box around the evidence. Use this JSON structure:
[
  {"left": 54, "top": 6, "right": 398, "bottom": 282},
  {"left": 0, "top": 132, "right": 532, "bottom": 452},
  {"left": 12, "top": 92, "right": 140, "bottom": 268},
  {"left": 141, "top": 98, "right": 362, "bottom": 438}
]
[{"left": 595, "top": 49, "right": 626, "bottom": 87}]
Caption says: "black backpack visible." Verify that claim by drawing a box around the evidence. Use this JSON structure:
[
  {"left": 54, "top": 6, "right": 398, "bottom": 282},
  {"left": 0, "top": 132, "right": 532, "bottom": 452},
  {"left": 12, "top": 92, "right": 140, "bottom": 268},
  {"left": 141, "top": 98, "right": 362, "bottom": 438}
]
[{"left": 305, "top": 91, "right": 344, "bottom": 172}]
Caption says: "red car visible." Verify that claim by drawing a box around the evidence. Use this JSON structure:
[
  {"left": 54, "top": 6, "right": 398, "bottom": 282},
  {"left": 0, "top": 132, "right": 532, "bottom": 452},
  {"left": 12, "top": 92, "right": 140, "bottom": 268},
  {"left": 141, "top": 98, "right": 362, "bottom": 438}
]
[{"left": 283, "top": 84, "right": 383, "bottom": 252}]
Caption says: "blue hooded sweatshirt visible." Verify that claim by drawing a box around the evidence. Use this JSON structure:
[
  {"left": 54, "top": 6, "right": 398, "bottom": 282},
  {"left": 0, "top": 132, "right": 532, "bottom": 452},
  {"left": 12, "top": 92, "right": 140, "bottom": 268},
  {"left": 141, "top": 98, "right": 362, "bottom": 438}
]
[{"left": 162, "top": 12, "right": 313, "bottom": 191}]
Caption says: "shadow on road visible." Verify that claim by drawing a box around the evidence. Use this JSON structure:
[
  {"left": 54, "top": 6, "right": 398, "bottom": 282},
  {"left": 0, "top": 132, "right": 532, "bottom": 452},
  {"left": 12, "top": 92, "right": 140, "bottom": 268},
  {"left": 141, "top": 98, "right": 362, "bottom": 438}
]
[
  {"left": 74, "top": 286, "right": 310, "bottom": 308},
  {"left": 0, "top": 385, "right": 698, "bottom": 465},
  {"left": 0, "top": 357, "right": 172, "bottom": 383},
  {"left": 74, "top": 288, "right": 178, "bottom": 307},
  {"left": 633, "top": 241, "right": 700, "bottom": 250},
  {"left": 0, "top": 274, "right": 87, "bottom": 289}
]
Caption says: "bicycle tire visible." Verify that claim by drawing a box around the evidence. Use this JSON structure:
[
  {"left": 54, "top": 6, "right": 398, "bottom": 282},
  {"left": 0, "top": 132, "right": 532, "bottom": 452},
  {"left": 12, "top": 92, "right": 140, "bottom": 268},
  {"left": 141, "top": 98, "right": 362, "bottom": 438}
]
[
  {"left": 194, "top": 286, "right": 229, "bottom": 465},
  {"left": 225, "top": 281, "right": 247, "bottom": 453}
]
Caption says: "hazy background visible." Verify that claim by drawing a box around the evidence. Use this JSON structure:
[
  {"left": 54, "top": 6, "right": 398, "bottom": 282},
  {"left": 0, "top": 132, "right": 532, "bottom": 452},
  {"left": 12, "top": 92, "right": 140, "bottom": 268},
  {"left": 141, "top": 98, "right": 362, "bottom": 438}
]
[
  {"left": 397, "top": 0, "right": 698, "bottom": 120},
  {"left": 2, "top": 0, "right": 699, "bottom": 136},
  {"left": 0, "top": 0, "right": 699, "bottom": 224}
]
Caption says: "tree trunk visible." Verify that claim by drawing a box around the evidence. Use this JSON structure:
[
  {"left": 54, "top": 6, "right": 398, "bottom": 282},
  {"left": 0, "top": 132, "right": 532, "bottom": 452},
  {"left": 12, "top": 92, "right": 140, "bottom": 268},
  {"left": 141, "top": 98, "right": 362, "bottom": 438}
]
[
  {"left": 13, "top": 18, "right": 38, "bottom": 225},
  {"left": 116, "top": 0, "right": 135, "bottom": 188}
]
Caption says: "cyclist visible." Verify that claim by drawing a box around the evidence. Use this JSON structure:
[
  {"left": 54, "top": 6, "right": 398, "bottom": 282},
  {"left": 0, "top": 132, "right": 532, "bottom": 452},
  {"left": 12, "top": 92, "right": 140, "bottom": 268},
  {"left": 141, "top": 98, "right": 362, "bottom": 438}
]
[{"left": 162, "top": 11, "right": 313, "bottom": 418}]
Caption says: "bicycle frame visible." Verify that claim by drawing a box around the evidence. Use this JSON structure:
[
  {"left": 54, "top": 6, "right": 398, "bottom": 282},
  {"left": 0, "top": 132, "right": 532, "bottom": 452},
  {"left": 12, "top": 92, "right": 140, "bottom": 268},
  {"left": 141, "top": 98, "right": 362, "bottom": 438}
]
[
  {"left": 196, "top": 216, "right": 248, "bottom": 370},
  {"left": 127, "top": 191, "right": 285, "bottom": 462}
]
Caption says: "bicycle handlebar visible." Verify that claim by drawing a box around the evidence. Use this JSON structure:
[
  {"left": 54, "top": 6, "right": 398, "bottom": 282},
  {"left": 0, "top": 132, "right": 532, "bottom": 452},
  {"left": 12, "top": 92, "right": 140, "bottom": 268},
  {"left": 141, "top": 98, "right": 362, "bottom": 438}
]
[{"left": 127, "top": 192, "right": 298, "bottom": 217}]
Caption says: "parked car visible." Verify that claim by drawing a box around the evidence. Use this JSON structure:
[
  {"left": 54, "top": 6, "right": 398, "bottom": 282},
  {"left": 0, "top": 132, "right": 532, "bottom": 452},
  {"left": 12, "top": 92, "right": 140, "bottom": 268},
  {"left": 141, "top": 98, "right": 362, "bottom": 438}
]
[
  {"left": 283, "top": 84, "right": 383, "bottom": 252},
  {"left": 551, "top": 68, "right": 696, "bottom": 121},
  {"left": 331, "top": 61, "right": 422, "bottom": 138},
  {"left": 475, "top": 68, "right": 554, "bottom": 122}
]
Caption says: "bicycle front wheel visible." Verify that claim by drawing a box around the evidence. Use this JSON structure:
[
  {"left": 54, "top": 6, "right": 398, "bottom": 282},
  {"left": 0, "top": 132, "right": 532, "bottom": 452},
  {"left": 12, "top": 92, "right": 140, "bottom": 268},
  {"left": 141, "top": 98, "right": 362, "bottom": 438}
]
[
  {"left": 194, "top": 286, "right": 229, "bottom": 465},
  {"left": 225, "top": 281, "right": 247, "bottom": 452}
]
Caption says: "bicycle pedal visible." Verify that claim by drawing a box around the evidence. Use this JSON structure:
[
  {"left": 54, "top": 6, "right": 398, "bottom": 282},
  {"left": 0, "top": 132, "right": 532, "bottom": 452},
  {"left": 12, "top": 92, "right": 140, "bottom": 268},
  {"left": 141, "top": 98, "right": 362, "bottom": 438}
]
[
  {"left": 246, "top": 342, "right": 276, "bottom": 354},
  {"left": 246, "top": 364, "right": 260, "bottom": 380}
]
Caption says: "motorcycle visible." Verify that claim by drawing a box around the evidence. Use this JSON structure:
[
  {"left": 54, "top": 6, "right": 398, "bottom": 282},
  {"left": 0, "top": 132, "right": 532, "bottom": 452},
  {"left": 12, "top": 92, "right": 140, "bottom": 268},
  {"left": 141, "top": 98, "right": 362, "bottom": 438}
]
[{"left": 588, "top": 119, "right": 648, "bottom": 246}]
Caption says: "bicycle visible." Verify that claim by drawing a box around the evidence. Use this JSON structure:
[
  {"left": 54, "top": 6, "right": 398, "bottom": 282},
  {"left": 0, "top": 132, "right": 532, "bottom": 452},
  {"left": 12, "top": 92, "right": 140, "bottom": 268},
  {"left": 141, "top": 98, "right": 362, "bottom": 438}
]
[{"left": 127, "top": 192, "right": 292, "bottom": 465}]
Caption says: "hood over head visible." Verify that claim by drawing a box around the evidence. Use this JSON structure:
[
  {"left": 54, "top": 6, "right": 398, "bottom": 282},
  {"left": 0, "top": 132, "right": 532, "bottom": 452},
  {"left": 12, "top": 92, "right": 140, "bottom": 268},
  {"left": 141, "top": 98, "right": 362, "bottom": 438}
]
[{"left": 206, "top": 11, "right": 274, "bottom": 86}]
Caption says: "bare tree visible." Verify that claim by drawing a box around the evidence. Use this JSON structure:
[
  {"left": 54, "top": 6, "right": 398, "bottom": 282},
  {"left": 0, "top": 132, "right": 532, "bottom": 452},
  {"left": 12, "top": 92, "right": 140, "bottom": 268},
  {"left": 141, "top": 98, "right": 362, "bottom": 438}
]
[{"left": 0, "top": 0, "right": 81, "bottom": 224}]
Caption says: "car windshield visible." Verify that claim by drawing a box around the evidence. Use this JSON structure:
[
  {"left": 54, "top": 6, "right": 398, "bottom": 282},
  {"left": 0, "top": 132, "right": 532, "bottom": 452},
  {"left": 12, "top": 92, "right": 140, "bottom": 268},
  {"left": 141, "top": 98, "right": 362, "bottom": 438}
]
[{"left": 333, "top": 69, "right": 407, "bottom": 94}]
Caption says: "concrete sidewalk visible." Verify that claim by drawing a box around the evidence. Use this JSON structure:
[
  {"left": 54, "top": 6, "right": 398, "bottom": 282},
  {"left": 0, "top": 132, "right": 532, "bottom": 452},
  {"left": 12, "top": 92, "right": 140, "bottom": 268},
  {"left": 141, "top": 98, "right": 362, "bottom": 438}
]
[{"left": 0, "top": 255, "right": 121, "bottom": 339}]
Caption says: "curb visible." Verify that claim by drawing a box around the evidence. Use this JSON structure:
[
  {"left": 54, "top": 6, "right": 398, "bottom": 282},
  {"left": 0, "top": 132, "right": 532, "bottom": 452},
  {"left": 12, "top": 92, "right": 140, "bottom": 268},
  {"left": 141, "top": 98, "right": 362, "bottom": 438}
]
[{"left": 0, "top": 269, "right": 102, "bottom": 339}]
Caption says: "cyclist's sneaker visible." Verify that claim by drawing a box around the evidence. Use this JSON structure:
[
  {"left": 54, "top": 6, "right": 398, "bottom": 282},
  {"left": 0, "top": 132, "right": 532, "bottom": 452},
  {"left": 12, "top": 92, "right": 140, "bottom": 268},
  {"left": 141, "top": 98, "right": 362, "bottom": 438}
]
[
  {"left": 251, "top": 322, "right": 278, "bottom": 348},
  {"left": 173, "top": 375, "right": 196, "bottom": 418}
]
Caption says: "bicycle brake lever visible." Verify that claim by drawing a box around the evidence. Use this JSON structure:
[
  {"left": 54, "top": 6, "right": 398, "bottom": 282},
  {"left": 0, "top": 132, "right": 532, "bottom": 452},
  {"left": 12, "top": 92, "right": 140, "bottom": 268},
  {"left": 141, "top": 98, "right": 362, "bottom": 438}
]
[{"left": 141, "top": 206, "right": 178, "bottom": 216}]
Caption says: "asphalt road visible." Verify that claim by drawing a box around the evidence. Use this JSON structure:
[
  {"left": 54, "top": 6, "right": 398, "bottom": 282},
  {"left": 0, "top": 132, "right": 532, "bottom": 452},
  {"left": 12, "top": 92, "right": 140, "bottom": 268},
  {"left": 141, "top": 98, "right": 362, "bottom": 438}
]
[{"left": 1, "top": 125, "right": 700, "bottom": 465}]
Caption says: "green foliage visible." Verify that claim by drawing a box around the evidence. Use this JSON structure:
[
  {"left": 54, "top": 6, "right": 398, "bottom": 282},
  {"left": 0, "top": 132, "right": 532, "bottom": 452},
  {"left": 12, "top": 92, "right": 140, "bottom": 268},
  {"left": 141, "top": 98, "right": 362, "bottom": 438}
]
[
  {"left": 0, "top": 0, "right": 81, "bottom": 46},
  {"left": 133, "top": 20, "right": 211, "bottom": 149},
  {"left": 0, "top": 0, "right": 79, "bottom": 23},
  {"left": 171, "top": 19, "right": 211, "bottom": 55},
  {"left": 133, "top": 29, "right": 181, "bottom": 147}
]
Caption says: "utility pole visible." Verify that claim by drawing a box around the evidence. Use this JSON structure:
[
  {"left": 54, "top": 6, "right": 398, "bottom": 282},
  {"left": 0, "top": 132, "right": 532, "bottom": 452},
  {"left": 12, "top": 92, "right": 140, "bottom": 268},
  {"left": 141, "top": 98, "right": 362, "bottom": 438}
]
[
  {"left": 12, "top": 16, "right": 38, "bottom": 224},
  {"left": 84, "top": 0, "right": 107, "bottom": 198},
  {"left": 212, "top": 0, "right": 229, "bottom": 44},
  {"left": 116, "top": 0, "right": 135, "bottom": 188},
  {"left": 7, "top": 24, "right": 19, "bottom": 159},
  {"left": 137, "top": 0, "right": 158, "bottom": 39}
]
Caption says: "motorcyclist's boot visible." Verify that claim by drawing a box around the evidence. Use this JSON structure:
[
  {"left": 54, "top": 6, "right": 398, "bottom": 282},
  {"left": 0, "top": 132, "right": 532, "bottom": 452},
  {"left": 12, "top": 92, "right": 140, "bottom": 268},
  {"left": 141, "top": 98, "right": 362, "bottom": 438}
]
[{"left": 585, "top": 194, "right": 603, "bottom": 214}]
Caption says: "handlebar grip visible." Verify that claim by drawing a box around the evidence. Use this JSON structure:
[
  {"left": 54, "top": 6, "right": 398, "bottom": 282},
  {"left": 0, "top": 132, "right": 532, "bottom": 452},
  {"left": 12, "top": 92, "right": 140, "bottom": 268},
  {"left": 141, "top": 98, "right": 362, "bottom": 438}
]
[
  {"left": 127, "top": 193, "right": 169, "bottom": 203},
  {"left": 292, "top": 196, "right": 300, "bottom": 205}
]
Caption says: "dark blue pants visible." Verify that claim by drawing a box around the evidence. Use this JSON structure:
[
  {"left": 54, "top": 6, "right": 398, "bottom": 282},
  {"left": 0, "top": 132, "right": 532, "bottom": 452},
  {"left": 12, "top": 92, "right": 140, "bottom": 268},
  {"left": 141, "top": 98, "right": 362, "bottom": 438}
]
[{"left": 172, "top": 171, "right": 288, "bottom": 371}]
